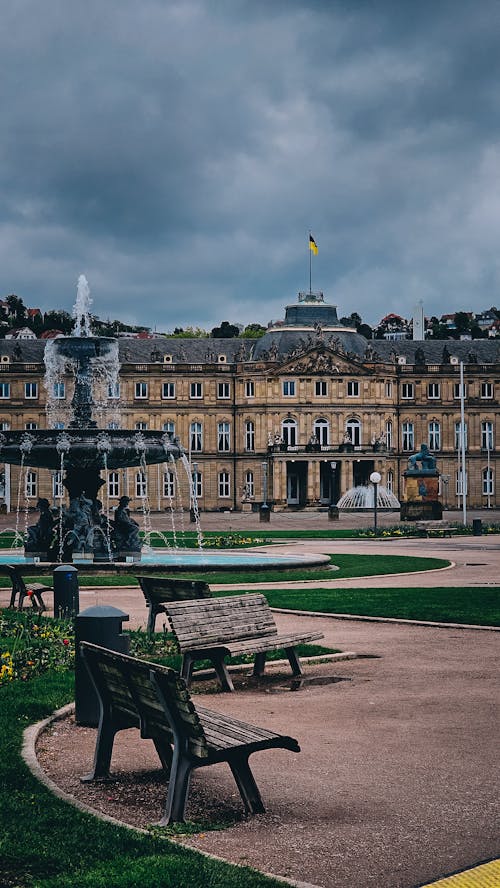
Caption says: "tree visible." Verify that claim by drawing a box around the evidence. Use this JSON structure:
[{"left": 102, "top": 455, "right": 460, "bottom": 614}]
[
  {"left": 242, "top": 323, "right": 266, "bottom": 339},
  {"left": 5, "top": 294, "right": 26, "bottom": 324},
  {"left": 42, "top": 310, "right": 74, "bottom": 335},
  {"left": 211, "top": 321, "right": 240, "bottom": 338},
  {"left": 454, "top": 312, "right": 471, "bottom": 336}
]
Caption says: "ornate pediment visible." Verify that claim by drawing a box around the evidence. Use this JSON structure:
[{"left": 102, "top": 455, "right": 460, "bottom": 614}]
[{"left": 272, "top": 344, "right": 372, "bottom": 375}]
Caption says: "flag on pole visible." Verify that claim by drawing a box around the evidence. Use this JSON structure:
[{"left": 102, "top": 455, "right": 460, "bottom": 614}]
[{"left": 309, "top": 234, "right": 318, "bottom": 255}]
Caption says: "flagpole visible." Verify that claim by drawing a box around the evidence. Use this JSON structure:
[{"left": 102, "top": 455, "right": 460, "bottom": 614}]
[{"left": 309, "top": 232, "right": 312, "bottom": 294}]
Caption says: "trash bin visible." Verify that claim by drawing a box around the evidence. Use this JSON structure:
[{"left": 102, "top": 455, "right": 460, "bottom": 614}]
[
  {"left": 259, "top": 503, "right": 271, "bottom": 523},
  {"left": 74, "top": 605, "right": 130, "bottom": 726},
  {"left": 328, "top": 505, "right": 339, "bottom": 521},
  {"left": 53, "top": 565, "right": 80, "bottom": 619},
  {"left": 472, "top": 518, "right": 482, "bottom": 536}
]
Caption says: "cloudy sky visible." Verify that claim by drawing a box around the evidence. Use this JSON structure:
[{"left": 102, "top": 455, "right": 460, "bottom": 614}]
[{"left": 1, "top": 0, "right": 500, "bottom": 332}]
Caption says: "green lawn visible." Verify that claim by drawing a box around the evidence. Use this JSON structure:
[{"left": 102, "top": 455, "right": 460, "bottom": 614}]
[
  {"left": 252, "top": 586, "right": 500, "bottom": 626},
  {"left": 0, "top": 669, "right": 287, "bottom": 888}
]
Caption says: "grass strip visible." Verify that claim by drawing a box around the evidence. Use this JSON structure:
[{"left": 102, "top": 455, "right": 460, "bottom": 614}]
[
  {"left": 0, "top": 554, "right": 450, "bottom": 590},
  {"left": 0, "top": 671, "right": 289, "bottom": 888},
  {"left": 244, "top": 586, "right": 500, "bottom": 627}
]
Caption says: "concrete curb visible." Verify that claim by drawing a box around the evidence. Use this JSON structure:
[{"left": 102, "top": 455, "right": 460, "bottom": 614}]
[{"left": 270, "top": 607, "right": 500, "bottom": 631}]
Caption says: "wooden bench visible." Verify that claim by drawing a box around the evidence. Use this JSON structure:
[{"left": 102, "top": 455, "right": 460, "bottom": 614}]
[
  {"left": 4, "top": 564, "right": 50, "bottom": 612},
  {"left": 164, "top": 593, "right": 324, "bottom": 692},
  {"left": 79, "top": 641, "right": 299, "bottom": 824},
  {"left": 415, "top": 521, "right": 453, "bottom": 538},
  {"left": 136, "top": 575, "right": 211, "bottom": 636}
]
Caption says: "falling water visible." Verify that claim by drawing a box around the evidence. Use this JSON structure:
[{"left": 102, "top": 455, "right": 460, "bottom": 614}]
[
  {"left": 16, "top": 434, "right": 34, "bottom": 548},
  {"left": 166, "top": 453, "right": 178, "bottom": 547},
  {"left": 56, "top": 433, "right": 71, "bottom": 561},
  {"left": 180, "top": 453, "right": 203, "bottom": 550}
]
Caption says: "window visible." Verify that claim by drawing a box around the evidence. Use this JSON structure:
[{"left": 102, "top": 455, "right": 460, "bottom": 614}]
[
  {"left": 244, "top": 471, "right": 254, "bottom": 498},
  {"left": 385, "top": 381, "right": 393, "bottom": 398},
  {"left": 281, "top": 417, "right": 297, "bottom": 447},
  {"left": 315, "top": 380, "right": 327, "bottom": 397},
  {"left": 402, "top": 421, "right": 414, "bottom": 451},
  {"left": 190, "top": 382, "right": 203, "bottom": 399},
  {"left": 162, "top": 382, "right": 175, "bottom": 399},
  {"left": 456, "top": 470, "right": 468, "bottom": 496},
  {"left": 163, "top": 420, "right": 175, "bottom": 436},
  {"left": 346, "top": 418, "right": 361, "bottom": 447},
  {"left": 453, "top": 382, "right": 467, "bottom": 399},
  {"left": 108, "top": 421, "right": 120, "bottom": 430},
  {"left": 428, "top": 421, "right": 441, "bottom": 451},
  {"left": 53, "top": 382, "right": 66, "bottom": 399},
  {"left": 135, "top": 382, "right": 148, "bottom": 399},
  {"left": 53, "top": 471, "right": 63, "bottom": 499},
  {"left": 245, "top": 380, "right": 255, "bottom": 398},
  {"left": 427, "top": 383, "right": 440, "bottom": 400},
  {"left": 385, "top": 420, "right": 393, "bottom": 449},
  {"left": 454, "top": 421, "right": 468, "bottom": 450},
  {"left": 482, "top": 467, "right": 494, "bottom": 496},
  {"left": 347, "top": 380, "right": 359, "bottom": 397},
  {"left": 192, "top": 470, "right": 202, "bottom": 499},
  {"left": 481, "top": 421, "right": 494, "bottom": 450},
  {"left": 163, "top": 471, "right": 175, "bottom": 498},
  {"left": 107, "top": 472, "right": 119, "bottom": 498},
  {"left": 25, "top": 422, "right": 38, "bottom": 430},
  {"left": 313, "top": 418, "right": 329, "bottom": 446},
  {"left": 190, "top": 422, "right": 203, "bottom": 452},
  {"left": 244, "top": 421, "right": 255, "bottom": 452},
  {"left": 218, "top": 421, "right": 231, "bottom": 452},
  {"left": 401, "top": 383, "right": 414, "bottom": 400},
  {"left": 135, "top": 422, "right": 148, "bottom": 430},
  {"left": 0, "top": 421, "right": 10, "bottom": 431},
  {"left": 25, "top": 382, "right": 38, "bottom": 399},
  {"left": 25, "top": 471, "right": 37, "bottom": 498},
  {"left": 52, "top": 421, "right": 65, "bottom": 430},
  {"left": 0, "top": 383, "right": 10, "bottom": 399},
  {"left": 217, "top": 382, "right": 231, "bottom": 399},
  {"left": 135, "top": 471, "right": 147, "bottom": 498},
  {"left": 282, "top": 380, "right": 296, "bottom": 397},
  {"left": 481, "top": 382, "right": 494, "bottom": 399},
  {"left": 386, "top": 470, "right": 394, "bottom": 493},
  {"left": 218, "top": 471, "right": 231, "bottom": 498}
]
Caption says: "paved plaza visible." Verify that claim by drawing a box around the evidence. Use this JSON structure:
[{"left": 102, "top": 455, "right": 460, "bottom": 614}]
[{"left": 8, "top": 510, "right": 500, "bottom": 888}]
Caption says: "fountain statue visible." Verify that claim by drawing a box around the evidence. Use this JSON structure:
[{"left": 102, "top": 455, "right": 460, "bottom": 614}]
[{"left": 0, "top": 275, "right": 184, "bottom": 562}]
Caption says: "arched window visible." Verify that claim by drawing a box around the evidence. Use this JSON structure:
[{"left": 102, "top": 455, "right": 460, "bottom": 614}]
[
  {"left": 402, "top": 421, "right": 414, "bottom": 451},
  {"left": 25, "top": 471, "right": 37, "bottom": 498},
  {"left": 190, "top": 421, "right": 203, "bottom": 452},
  {"left": 135, "top": 471, "right": 147, "bottom": 498},
  {"left": 282, "top": 418, "right": 297, "bottom": 447},
  {"left": 454, "top": 421, "right": 468, "bottom": 450},
  {"left": 386, "top": 470, "right": 394, "bottom": 493},
  {"left": 163, "top": 471, "right": 175, "bottom": 499},
  {"left": 313, "top": 418, "right": 329, "bottom": 446},
  {"left": 244, "top": 471, "right": 254, "bottom": 498},
  {"left": 107, "top": 472, "right": 119, "bottom": 498},
  {"left": 345, "top": 418, "right": 361, "bottom": 447},
  {"left": 385, "top": 420, "right": 393, "bottom": 449}
]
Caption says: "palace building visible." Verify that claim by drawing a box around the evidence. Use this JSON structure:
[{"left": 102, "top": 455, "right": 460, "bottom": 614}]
[{"left": 0, "top": 290, "right": 498, "bottom": 513}]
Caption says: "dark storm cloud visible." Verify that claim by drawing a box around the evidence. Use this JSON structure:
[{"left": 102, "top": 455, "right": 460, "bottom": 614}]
[{"left": 1, "top": 0, "right": 499, "bottom": 330}]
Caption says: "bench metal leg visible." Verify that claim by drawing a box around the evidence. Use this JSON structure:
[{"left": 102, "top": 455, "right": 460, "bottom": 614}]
[
  {"left": 212, "top": 655, "right": 234, "bottom": 692},
  {"left": 228, "top": 754, "right": 265, "bottom": 815},
  {"left": 152, "top": 738, "right": 173, "bottom": 773},
  {"left": 253, "top": 651, "right": 267, "bottom": 677},
  {"left": 285, "top": 646, "right": 303, "bottom": 677},
  {"left": 160, "top": 749, "right": 193, "bottom": 824},
  {"left": 146, "top": 604, "right": 157, "bottom": 638},
  {"left": 180, "top": 653, "right": 195, "bottom": 687},
  {"left": 81, "top": 717, "right": 117, "bottom": 783}
]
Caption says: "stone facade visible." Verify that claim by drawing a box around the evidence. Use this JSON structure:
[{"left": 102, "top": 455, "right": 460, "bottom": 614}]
[{"left": 0, "top": 294, "right": 498, "bottom": 513}]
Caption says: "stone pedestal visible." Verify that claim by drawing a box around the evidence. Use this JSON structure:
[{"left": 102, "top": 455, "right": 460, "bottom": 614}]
[{"left": 401, "top": 470, "right": 442, "bottom": 521}]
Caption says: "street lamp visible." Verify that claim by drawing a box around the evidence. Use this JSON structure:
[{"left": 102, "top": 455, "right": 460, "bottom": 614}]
[{"left": 370, "top": 471, "right": 382, "bottom": 535}]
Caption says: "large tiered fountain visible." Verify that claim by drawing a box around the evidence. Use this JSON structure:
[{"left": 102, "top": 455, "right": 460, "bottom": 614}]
[
  {"left": 0, "top": 277, "right": 185, "bottom": 563},
  {"left": 0, "top": 277, "right": 328, "bottom": 572}
]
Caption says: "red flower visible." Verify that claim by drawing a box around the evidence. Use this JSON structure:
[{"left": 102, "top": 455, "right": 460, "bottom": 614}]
[
  {"left": 26, "top": 589, "right": 33, "bottom": 598},
  {"left": 63, "top": 638, "right": 70, "bottom": 646}
]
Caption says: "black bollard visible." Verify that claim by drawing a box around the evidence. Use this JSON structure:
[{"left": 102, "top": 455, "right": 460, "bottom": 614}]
[{"left": 53, "top": 565, "right": 80, "bottom": 619}]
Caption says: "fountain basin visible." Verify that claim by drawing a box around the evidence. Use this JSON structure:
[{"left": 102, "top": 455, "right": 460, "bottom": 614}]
[{"left": 0, "top": 549, "right": 330, "bottom": 571}]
